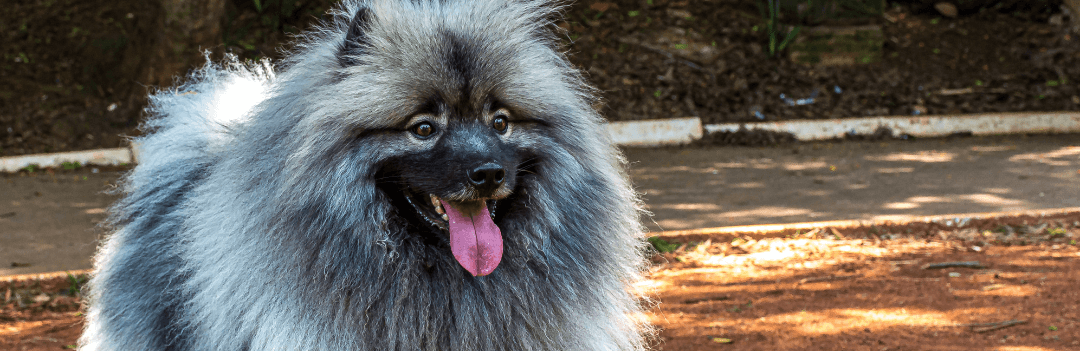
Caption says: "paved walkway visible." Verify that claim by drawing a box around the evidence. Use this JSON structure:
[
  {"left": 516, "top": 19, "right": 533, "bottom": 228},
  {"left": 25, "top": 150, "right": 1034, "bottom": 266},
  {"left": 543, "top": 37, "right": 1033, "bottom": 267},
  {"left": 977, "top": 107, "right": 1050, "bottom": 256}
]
[
  {"left": 4, "top": 134, "right": 1080, "bottom": 275},
  {"left": 628, "top": 134, "right": 1080, "bottom": 232}
]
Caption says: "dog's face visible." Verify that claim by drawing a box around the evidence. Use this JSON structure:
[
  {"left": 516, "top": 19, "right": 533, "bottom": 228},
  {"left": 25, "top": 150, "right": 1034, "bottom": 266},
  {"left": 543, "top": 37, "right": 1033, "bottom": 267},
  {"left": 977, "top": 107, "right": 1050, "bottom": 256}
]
[
  {"left": 283, "top": 1, "right": 589, "bottom": 278},
  {"left": 376, "top": 100, "right": 542, "bottom": 276}
]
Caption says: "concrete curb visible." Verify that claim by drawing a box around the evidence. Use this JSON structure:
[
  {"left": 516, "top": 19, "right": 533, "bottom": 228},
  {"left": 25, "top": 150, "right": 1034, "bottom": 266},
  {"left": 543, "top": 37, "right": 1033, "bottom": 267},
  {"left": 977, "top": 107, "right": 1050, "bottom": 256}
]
[
  {"left": 0, "top": 148, "right": 133, "bottom": 173},
  {"left": 2, "top": 111, "right": 1079, "bottom": 170},
  {"left": 606, "top": 117, "right": 703, "bottom": 146},
  {"left": 652, "top": 207, "right": 1080, "bottom": 238},
  {"left": 704, "top": 111, "right": 1080, "bottom": 140}
]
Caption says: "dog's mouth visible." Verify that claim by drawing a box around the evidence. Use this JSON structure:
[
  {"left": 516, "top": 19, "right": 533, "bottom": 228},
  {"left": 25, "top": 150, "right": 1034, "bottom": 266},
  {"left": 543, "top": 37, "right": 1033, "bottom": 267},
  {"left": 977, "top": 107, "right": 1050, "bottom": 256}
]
[
  {"left": 403, "top": 192, "right": 497, "bottom": 233},
  {"left": 402, "top": 190, "right": 503, "bottom": 277}
]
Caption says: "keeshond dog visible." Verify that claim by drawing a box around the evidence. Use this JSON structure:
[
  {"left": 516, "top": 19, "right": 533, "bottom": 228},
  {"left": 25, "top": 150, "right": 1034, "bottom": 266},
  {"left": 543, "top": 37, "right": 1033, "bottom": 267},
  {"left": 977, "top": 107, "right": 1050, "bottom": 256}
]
[{"left": 79, "top": 0, "right": 649, "bottom": 350}]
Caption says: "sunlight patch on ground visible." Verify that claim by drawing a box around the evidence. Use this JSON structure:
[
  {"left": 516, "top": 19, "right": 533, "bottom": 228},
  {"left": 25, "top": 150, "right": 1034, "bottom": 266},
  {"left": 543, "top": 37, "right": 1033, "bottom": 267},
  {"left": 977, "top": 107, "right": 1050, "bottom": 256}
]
[
  {"left": 867, "top": 151, "right": 956, "bottom": 163},
  {"left": 656, "top": 203, "right": 721, "bottom": 211},
  {"left": 884, "top": 202, "right": 920, "bottom": 209},
  {"left": 745, "top": 308, "right": 956, "bottom": 334},
  {"left": 961, "top": 194, "right": 1025, "bottom": 206},
  {"left": 881, "top": 193, "right": 1026, "bottom": 211},
  {"left": 654, "top": 206, "right": 830, "bottom": 230},
  {"left": 729, "top": 182, "right": 765, "bottom": 189},
  {"left": 797, "top": 189, "right": 831, "bottom": 197},
  {"left": 1009, "top": 146, "right": 1080, "bottom": 167},
  {"left": 655, "top": 239, "right": 946, "bottom": 285},
  {"left": 711, "top": 162, "right": 748, "bottom": 169},
  {"left": 781, "top": 161, "right": 828, "bottom": 171},
  {"left": 650, "top": 165, "right": 700, "bottom": 173},
  {"left": 715, "top": 206, "right": 816, "bottom": 219},
  {"left": 952, "top": 284, "right": 1039, "bottom": 298},
  {"left": 0, "top": 320, "right": 48, "bottom": 337},
  {"left": 876, "top": 167, "right": 915, "bottom": 173},
  {"left": 699, "top": 250, "right": 799, "bottom": 266}
]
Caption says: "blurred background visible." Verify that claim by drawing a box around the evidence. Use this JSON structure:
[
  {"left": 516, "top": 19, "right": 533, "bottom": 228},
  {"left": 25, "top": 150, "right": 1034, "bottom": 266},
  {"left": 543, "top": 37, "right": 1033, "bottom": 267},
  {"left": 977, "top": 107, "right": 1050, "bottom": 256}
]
[{"left": 2, "top": 0, "right": 1077, "bottom": 155}]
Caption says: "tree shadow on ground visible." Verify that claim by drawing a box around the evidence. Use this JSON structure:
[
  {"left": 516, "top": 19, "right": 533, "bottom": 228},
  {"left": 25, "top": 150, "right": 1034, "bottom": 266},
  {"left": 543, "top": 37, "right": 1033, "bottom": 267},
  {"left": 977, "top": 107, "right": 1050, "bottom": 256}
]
[{"left": 644, "top": 235, "right": 1080, "bottom": 350}]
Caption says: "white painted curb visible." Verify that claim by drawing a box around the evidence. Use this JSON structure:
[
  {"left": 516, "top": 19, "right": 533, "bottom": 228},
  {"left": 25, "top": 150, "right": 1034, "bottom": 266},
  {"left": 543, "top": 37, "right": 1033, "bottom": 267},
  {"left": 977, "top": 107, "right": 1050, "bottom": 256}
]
[
  {"left": 705, "top": 111, "right": 1080, "bottom": 140},
  {"left": 606, "top": 117, "right": 703, "bottom": 146},
  {"left": 0, "top": 147, "right": 133, "bottom": 173}
]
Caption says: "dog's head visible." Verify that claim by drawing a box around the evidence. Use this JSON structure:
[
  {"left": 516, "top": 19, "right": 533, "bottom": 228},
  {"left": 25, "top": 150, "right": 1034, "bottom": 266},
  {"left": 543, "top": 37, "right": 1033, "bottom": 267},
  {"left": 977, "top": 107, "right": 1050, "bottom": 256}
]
[{"left": 270, "top": 0, "right": 598, "bottom": 277}]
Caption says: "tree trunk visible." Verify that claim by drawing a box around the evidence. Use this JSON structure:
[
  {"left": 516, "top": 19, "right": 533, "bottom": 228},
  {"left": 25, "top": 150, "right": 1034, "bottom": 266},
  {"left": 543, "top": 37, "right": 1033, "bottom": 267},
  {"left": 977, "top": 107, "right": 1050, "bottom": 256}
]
[{"left": 147, "top": 0, "right": 227, "bottom": 86}]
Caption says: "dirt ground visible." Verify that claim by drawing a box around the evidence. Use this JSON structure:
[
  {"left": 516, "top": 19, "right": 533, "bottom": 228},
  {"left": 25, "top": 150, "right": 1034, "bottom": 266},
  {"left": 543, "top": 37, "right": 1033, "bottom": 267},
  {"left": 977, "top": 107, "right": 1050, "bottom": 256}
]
[
  {"left": 645, "top": 213, "right": 1080, "bottom": 350},
  {"left": 2, "top": 213, "right": 1078, "bottom": 350},
  {"left": 3, "top": 0, "right": 1078, "bottom": 155}
]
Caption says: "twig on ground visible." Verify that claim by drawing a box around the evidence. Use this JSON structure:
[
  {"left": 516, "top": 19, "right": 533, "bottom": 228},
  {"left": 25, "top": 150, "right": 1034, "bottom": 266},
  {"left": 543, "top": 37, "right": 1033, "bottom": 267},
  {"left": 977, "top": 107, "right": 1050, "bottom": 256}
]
[
  {"left": 956, "top": 320, "right": 1027, "bottom": 333},
  {"left": 921, "top": 261, "right": 986, "bottom": 270},
  {"left": 798, "top": 275, "right": 859, "bottom": 284}
]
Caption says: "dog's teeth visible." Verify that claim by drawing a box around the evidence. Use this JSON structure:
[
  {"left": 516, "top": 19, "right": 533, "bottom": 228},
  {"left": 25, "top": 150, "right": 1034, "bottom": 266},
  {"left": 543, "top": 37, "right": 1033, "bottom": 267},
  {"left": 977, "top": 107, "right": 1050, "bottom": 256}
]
[
  {"left": 430, "top": 195, "right": 445, "bottom": 215},
  {"left": 441, "top": 214, "right": 448, "bottom": 221}
]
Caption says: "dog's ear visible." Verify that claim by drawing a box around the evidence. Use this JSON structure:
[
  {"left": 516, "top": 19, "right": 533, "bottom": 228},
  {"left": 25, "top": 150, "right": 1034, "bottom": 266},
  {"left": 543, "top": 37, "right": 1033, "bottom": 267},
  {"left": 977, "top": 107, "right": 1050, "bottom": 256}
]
[{"left": 339, "top": 7, "right": 372, "bottom": 67}]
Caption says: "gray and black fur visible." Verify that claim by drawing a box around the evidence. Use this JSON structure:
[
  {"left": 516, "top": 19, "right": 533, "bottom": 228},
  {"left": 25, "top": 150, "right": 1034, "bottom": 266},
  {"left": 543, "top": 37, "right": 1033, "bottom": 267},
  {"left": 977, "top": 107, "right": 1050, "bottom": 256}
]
[{"left": 80, "top": 0, "right": 649, "bottom": 350}]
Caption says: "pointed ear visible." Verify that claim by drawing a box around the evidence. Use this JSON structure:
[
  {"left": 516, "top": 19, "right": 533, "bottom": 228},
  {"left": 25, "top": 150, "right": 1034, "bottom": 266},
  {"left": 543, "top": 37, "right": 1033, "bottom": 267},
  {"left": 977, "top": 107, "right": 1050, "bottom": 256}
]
[{"left": 339, "top": 7, "right": 372, "bottom": 67}]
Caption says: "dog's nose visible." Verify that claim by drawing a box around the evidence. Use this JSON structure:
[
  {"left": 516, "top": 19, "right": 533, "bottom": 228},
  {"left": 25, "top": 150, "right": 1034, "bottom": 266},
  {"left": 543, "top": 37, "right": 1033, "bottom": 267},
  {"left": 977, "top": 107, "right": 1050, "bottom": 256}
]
[{"left": 469, "top": 163, "right": 505, "bottom": 188}]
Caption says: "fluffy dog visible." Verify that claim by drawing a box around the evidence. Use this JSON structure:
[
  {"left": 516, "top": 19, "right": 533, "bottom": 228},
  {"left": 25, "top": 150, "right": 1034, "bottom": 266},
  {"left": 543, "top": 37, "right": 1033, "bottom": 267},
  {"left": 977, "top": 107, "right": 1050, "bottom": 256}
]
[{"left": 80, "top": 0, "right": 649, "bottom": 349}]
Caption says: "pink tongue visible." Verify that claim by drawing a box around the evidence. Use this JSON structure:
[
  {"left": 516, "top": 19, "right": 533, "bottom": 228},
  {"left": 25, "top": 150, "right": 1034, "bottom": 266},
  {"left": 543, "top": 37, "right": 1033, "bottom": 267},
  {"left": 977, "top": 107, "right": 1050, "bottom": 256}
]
[{"left": 443, "top": 201, "right": 503, "bottom": 276}]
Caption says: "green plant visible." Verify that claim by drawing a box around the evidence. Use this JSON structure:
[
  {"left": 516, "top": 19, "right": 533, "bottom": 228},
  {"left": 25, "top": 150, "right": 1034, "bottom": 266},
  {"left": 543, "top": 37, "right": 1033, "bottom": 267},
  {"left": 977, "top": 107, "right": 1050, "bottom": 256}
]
[
  {"left": 758, "top": 0, "right": 801, "bottom": 57},
  {"left": 66, "top": 272, "right": 86, "bottom": 296},
  {"left": 647, "top": 236, "right": 679, "bottom": 253}
]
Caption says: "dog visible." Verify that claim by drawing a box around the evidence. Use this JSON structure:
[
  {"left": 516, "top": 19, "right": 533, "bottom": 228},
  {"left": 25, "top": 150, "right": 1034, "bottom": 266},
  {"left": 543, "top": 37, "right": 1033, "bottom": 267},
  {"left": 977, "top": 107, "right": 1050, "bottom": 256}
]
[{"left": 79, "top": 0, "right": 650, "bottom": 349}]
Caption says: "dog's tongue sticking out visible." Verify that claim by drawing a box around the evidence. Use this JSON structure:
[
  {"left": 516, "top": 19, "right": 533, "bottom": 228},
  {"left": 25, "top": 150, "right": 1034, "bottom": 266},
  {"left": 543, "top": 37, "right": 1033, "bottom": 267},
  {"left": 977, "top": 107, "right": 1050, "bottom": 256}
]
[{"left": 443, "top": 201, "right": 503, "bottom": 276}]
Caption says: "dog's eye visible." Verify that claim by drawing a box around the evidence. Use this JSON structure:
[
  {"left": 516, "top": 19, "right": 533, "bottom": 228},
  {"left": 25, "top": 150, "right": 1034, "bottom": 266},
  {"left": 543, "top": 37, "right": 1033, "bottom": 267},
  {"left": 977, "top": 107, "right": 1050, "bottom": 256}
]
[
  {"left": 492, "top": 116, "right": 508, "bottom": 133},
  {"left": 411, "top": 122, "right": 436, "bottom": 138}
]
